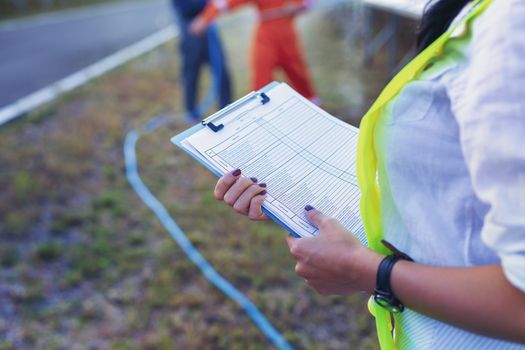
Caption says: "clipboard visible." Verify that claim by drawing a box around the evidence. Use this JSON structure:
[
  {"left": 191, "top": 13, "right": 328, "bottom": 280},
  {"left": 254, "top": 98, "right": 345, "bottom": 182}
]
[
  {"left": 171, "top": 81, "right": 303, "bottom": 237},
  {"left": 171, "top": 82, "right": 367, "bottom": 243}
]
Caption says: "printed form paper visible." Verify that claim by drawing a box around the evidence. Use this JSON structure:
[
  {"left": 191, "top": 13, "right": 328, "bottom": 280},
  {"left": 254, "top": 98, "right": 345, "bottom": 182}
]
[{"left": 179, "top": 83, "right": 367, "bottom": 244}]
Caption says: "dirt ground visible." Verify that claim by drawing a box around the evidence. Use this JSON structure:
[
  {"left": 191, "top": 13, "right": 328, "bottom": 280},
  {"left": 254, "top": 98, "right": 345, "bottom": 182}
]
[{"left": 0, "top": 4, "right": 406, "bottom": 350}]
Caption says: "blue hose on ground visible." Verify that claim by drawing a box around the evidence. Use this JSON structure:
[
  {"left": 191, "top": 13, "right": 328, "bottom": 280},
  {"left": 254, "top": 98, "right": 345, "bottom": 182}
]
[{"left": 123, "top": 28, "right": 294, "bottom": 350}]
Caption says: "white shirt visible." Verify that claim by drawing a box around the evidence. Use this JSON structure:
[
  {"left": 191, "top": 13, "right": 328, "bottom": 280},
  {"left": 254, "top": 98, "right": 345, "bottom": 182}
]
[{"left": 377, "top": 1, "right": 525, "bottom": 348}]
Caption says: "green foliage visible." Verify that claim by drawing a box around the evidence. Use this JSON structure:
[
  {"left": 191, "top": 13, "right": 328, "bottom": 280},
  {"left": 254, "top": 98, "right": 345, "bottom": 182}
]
[
  {"left": 0, "top": 246, "right": 19, "bottom": 268},
  {"left": 110, "top": 339, "right": 136, "bottom": 350},
  {"left": 0, "top": 340, "right": 16, "bottom": 350},
  {"left": 91, "top": 191, "right": 126, "bottom": 217},
  {"left": 14, "top": 170, "right": 37, "bottom": 198},
  {"left": 50, "top": 209, "right": 91, "bottom": 235},
  {"left": 70, "top": 232, "right": 111, "bottom": 279},
  {"left": 34, "top": 241, "right": 63, "bottom": 262},
  {"left": 15, "top": 275, "right": 44, "bottom": 304},
  {"left": 60, "top": 270, "right": 83, "bottom": 288},
  {"left": 3, "top": 211, "right": 31, "bottom": 237},
  {"left": 127, "top": 231, "right": 146, "bottom": 246},
  {"left": 143, "top": 330, "right": 175, "bottom": 350},
  {"left": 102, "top": 164, "right": 119, "bottom": 182}
]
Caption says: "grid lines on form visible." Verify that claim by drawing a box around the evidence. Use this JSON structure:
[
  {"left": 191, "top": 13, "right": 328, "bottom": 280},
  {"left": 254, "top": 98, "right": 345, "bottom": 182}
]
[
  {"left": 257, "top": 98, "right": 358, "bottom": 182},
  {"left": 204, "top": 96, "right": 362, "bottom": 238},
  {"left": 255, "top": 98, "right": 362, "bottom": 237}
]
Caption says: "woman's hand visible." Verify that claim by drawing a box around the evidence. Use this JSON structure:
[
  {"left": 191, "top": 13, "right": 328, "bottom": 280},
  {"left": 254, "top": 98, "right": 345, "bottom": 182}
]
[
  {"left": 286, "top": 206, "right": 382, "bottom": 295},
  {"left": 214, "top": 169, "right": 269, "bottom": 221},
  {"left": 189, "top": 17, "right": 207, "bottom": 36}
]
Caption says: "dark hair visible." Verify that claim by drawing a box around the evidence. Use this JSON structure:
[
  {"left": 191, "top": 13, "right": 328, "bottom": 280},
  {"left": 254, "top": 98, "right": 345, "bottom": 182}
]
[{"left": 417, "top": 0, "right": 471, "bottom": 51}]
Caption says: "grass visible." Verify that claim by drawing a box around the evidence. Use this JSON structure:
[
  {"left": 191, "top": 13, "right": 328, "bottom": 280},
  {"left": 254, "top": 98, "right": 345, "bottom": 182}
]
[{"left": 0, "top": 5, "right": 398, "bottom": 349}]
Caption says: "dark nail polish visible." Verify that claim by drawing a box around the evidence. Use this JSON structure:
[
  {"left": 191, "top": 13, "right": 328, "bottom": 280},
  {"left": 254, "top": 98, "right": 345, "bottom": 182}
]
[
  {"left": 258, "top": 183, "right": 267, "bottom": 188},
  {"left": 250, "top": 177, "right": 258, "bottom": 183},
  {"left": 304, "top": 205, "right": 314, "bottom": 211},
  {"left": 259, "top": 190, "right": 267, "bottom": 196},
  {"left": 232, "top": 169, "right": 241, "bottom": 176}
]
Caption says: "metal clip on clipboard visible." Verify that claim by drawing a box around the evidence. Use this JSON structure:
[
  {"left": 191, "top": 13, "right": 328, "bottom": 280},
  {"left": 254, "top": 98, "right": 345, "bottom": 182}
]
[{"left": 201, "top": 92, "right": 271, "bottom": 132}]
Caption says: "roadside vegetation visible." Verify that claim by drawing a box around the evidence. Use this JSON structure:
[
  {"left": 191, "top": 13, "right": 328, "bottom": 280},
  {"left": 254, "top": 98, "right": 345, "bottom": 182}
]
[{"left": 0, "top": 6, "right": 395, "bottom": 349}]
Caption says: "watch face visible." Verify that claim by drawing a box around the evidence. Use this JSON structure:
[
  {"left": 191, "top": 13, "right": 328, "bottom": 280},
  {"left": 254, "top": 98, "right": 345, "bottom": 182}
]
[
  {"left": 374, "top": 295, "right": 390, "bottom": 308},
  {"left": 374, "top": 295, "right": 403, "bottom": 313}
]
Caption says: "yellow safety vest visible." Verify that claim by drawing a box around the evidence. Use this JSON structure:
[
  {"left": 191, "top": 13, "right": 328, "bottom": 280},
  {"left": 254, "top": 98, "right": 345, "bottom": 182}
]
[{"left": 356, "top": 0, "right": 494, "bottom": 348}]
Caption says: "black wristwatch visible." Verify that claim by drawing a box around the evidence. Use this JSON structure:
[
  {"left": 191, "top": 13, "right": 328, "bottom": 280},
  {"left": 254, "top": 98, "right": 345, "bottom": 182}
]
[{"left": 373, "top": 240, "right": 413, "bottom": 313}]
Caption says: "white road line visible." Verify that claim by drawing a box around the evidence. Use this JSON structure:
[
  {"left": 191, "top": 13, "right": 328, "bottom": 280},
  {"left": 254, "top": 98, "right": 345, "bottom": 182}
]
[{"left": 0, "top": 25, "right": 178, "bottom": 127}]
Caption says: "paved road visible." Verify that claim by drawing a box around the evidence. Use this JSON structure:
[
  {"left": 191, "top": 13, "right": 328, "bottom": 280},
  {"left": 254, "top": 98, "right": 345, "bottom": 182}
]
[{"left": 0, "top": 0, "right": 173, "bottom": 108}]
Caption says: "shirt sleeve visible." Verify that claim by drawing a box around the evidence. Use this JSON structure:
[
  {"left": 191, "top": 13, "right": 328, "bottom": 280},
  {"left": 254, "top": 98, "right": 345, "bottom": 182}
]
[
  {"left": 198, "top": 0, "right": 251, "bottom": 25},
  {"left": 292, "top": 0, "right": 310, "bottom": 8},
  {"left": 290, "top": 0, "right": 310, "bottom": 12},
  {"left": 454, "top": 0, "right": 525, "bottom": 292}
]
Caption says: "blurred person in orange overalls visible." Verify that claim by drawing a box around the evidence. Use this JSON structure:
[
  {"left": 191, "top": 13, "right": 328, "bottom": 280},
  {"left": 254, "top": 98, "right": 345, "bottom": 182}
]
[{"left": 190, "top": 0, "right": 319, "bottom": 104}]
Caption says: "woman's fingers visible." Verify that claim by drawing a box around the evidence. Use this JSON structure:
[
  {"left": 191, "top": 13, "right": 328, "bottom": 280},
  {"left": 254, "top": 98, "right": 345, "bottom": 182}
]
[
  {"left": 214, "top": 169, "right": 241, "bottom": 200},
  {"left": 223, "top": 176, "right": 257, "bottom": 206},
  {"left": 247, "top": 189, "right": 269, "bottom": 220},
  {"left": 232, "top": 183, "right": 266, "bottom": 214},
  {"left": 215, "top": 169, "right": 269, "bottom": 220},
  {"left": 304, "top": 205, "right": 332, "bottom": 229}
]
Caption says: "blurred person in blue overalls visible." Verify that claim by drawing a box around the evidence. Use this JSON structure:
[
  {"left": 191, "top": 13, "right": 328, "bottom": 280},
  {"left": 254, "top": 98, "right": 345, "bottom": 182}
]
[{"left": 171, "top": 0, "right": 232, "bottom": 123}]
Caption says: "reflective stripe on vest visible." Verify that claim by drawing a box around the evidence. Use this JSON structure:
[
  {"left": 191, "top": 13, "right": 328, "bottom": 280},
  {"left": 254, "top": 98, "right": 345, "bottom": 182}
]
[{"left": 356, "top": 0, "right": 494, "bottom": 349}]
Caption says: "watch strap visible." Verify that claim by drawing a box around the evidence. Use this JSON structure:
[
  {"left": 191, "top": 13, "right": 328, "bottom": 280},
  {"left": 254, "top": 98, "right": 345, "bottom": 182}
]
[{"left": 376, "top": 255, "right": 401, "bottom": 294}]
